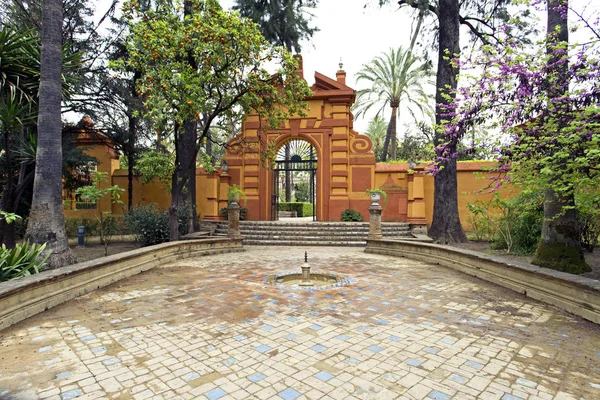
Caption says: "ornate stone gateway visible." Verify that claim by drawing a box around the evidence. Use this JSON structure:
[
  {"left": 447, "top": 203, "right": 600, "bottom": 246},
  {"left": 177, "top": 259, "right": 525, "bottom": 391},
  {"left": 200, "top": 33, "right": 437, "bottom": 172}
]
[{"left": 223, "top": 59, "right": 385, "bottom": 221}]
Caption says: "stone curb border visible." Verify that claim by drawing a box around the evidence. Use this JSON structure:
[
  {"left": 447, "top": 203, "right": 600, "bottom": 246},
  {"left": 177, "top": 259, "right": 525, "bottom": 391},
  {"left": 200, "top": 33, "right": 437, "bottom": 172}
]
[
  {"left": 365, "top": 239, "right": 600, "bottom": 324},
  {"left": 0, "top": 238, "right": 243, "bottom": 332}
]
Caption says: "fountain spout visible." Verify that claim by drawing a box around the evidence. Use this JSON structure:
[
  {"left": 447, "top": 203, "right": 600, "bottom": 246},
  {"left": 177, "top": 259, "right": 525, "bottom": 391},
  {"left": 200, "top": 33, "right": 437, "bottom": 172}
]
[{"left": 299, "top": 251, "right": 313, "bottom": 286}]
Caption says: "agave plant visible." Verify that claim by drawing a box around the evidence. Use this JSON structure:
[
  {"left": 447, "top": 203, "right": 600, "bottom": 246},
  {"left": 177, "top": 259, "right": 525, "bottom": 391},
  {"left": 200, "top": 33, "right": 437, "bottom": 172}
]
[{"left": 0, "top": 242, "right": 50, "bottom": 282}]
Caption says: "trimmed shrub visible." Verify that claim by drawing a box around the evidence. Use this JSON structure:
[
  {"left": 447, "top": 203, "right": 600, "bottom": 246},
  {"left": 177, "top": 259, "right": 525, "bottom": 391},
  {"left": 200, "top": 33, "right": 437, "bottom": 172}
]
[
  {"left": 0, "top": 242, "right": 49, "bottom": 282},
  {"left": 124, "top": 204, "right": 170, "bottom": 247},
  {"left": 341, "top": 209, "right": 363, "bottom": 222},
  {"left": 278, "top": 202, "right": 313, "bottom": 217}
]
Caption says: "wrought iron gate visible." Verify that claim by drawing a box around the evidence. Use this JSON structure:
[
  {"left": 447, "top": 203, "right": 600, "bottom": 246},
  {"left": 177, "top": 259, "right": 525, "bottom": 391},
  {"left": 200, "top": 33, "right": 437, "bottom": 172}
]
[{"left": 271, "top": 141, "right": 317, "bottom": 221}]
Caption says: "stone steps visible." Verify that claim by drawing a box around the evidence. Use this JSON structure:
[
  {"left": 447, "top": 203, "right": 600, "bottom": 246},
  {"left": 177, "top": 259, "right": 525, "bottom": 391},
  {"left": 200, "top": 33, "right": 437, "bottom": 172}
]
[{"left": 214, "top": 221, "right": 413, "bottom": 247}]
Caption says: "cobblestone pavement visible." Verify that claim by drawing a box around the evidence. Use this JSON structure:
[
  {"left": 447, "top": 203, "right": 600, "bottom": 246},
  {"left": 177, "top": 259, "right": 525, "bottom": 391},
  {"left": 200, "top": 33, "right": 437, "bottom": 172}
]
[{"left": 1, "top": 247, "right": 599, "bottom": 400}]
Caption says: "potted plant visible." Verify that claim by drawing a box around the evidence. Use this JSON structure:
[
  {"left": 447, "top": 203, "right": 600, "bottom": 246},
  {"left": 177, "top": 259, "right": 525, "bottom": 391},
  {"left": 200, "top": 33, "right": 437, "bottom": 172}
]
[
  {"left": 366, "top": 189, "right": 387, "bottom": 206},
  {"left": 228, "top": 184, "right": 247, "bottom": 204}
]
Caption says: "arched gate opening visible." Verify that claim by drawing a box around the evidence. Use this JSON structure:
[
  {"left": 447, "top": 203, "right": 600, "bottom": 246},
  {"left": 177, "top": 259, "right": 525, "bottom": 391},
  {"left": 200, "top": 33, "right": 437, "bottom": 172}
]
[{"left": 271, "top": 139, "right": 318, "bottom": 221}]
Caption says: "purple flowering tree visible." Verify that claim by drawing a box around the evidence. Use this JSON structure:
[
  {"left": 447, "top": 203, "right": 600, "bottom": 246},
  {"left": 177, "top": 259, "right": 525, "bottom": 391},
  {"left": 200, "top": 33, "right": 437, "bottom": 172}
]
[{"left": 441, "top": 0, "right": 599, "bottom": 273}]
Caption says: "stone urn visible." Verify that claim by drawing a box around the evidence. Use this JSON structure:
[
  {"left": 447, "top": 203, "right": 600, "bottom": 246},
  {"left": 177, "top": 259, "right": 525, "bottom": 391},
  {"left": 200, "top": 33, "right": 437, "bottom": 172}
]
[{"left": 370, "top": 191, "right": 381, "bottom": 205}]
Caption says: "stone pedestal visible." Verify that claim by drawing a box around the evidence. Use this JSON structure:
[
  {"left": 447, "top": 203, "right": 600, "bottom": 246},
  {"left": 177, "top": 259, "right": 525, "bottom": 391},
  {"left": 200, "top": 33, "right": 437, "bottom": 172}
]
[
  {"left": 368, "top": 205, "right": 383, "bottom": 240},
  {"left": 228, "top": 202, "right": 241, "bottom": 239}
]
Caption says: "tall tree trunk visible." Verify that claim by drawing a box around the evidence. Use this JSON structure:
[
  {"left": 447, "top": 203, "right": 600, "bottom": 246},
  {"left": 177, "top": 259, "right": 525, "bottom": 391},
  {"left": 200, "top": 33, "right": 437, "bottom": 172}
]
[
  {"left": 181, "top": 121, "right": 197, "bottom": 234},
  {"left": 532, "top": 0, "right": 589, "bottom": 273},
  {"left": 381, "top": 108, "right": 397, "bottom": 162},
  {"left": 428, "top": 0, "right": 467, "bottom": 244},
  {"left": 126, "top": 114, "right": 136, "bottom": 211},
  {"left": 25, "top": 0, "right": 76, "bottom": 268},
  {"left": 390, "top": 107, "right": 398, "bottom": 160}
]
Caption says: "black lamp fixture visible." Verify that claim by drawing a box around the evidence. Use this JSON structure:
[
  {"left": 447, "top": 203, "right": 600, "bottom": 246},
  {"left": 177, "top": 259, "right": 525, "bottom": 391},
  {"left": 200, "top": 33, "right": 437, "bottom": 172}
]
[{"left": 221, "top": 160, "right": 228, "bottom": 174}]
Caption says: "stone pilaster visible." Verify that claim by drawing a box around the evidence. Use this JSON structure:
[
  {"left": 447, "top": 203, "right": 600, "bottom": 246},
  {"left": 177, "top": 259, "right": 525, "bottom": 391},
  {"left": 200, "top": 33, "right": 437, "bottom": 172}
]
[
  {"left": 228, "top": 203, "right": 241, "bottom": 239},
  {"left": 368, "top": 205, "right": 383, "bottom": 240}
]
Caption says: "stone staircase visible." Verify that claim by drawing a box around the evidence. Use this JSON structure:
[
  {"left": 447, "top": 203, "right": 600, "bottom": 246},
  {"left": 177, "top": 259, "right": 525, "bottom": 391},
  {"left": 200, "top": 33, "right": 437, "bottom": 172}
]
[{"left": 214, "top": 221, "right": 413, "bottom": 246}]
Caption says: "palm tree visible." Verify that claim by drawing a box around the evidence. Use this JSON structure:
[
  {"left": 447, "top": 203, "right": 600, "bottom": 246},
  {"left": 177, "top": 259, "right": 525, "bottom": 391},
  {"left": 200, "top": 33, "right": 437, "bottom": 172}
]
[
  {"left": 353, "top": 47, "right": 433, "bottom": 161},
  {"left": 364, "top": 116, "right": 387, "bottom": 162},
  {"left": 25, "top": 0, "right": 76, "bottom": 268}
]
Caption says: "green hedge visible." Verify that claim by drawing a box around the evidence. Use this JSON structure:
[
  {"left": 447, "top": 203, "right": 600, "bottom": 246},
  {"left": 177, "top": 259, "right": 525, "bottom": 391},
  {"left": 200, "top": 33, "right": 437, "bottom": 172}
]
[{"left": 278, "top": 202, "right": 313, "bottom": 217}]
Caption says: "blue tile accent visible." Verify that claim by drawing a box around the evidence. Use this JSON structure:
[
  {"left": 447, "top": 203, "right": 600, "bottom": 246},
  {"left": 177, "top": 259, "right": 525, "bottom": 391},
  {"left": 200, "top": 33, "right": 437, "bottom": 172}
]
[
  {"left": 38, "top": 345, "right": 52, "bottom": 353},
  {"left": 407, "top": 308, "right": 419, "bottom": 312},
  {"left": 393, "top": 314, "right": 405, "bottom": 319},
  {"left": 307, "top": 299, "right": 317, "bottom": 303},
  {"left": 308, "top": 311, "right": 319, "bottom": 315},
  {"left": 376, "top": 320, "right": 389, "bottom": 325},
  {"left": 288, "top": 317, "right": 298, "bottom": 322},
  {"left": 92, "top": 346, "right": 106, "bottom": 353},
  {"left": 234, "top": 335, "right": 246, "bottom": 341},
  {"left": 102, "top": 357, "right": 120, "bottom": 366},
  {"left": 501, "top": 395, "right": 524, "bottom": 400},
  {"left": 396, "top": 297, "right": 405, "bottom": 301},
  {"left": 450, "top": 374, "right": 467, "bottom": 384},
  {"left": 440, "top": 337, "right": 457, "bottom": 345},
  {"left": 428, "top": 389, "right": 451, "bottom": 400},
  {"left": 182, "top": 372, "right": 200, "bottom": 382},
  {"left": 310, "top": 324, "right": 322, "bottom": 331},
  {"left": 265, "top": 311, "right": 277, "bottom": 316},
  {"left": 336, "top": 335, "right": 350, "bottom": 341},
  {"left": 311, "top": 344, "right": 327, "bottom": 352},
  {"left": 356, "top": 326, "right": 369, "bottom": 332},
  {"left": 60, "top": 389, "right": 83, "bottom": 400},
  {"left": 330, "top": 318, "right": 342, "bottom": 323},
  {"left": 73, "top": 327, "right": 87, "bottom": 332},
  {"left": 204, "top": 345, "right": 216, "bottom": 352},
  {"left": 278, "top": 387, "right": 302, "bottom": 400},
  {"left": 589, "top": 383, "right": 600, "bottom": 389},
  {"left": 345, "top": 357, "right": 360, "bottom": 364},
  {"left": 54, "top": 371, "right": 72, "bottom": 380},
  {"left": 252, "top": 295, "right": 262, "bottom": 299},
  {"left": 367, "top": 345, "right": 384, "bottom": 353},
  {"left": 421, "top": 321, "right": 434, "bottom": 327},
  {"left": 406, "top": 358, "right": 423, "bottom": 367},
  {"left": 424, "top": 347, "right": 438, "bottom": 354},
  {"left": 80, "top": 335, "right": 96, "bottom": 341},
  {"left": 223, "top": 357, "right": 237, "bottom": 367},
  {"left": 248, "top": 372, "right": 267, "bottom": 382},
  {"left": 389, "top": 335, "right": 402, "bottom": 342},
  {"left": 262, "top": 325, "right": 274, "bottom": 331},
  {"left": 516, "top": 378, "right": 537, "bottom": 389},
  {"left": 256, "top": 345, "right": 272, "bottom": 353},
  {"left": 206, "top": 387, "right": 227, "bottom": 400},
  {"left": 286, "top": 333, "right": 297, "bottom": 340},
  {"left": 456, "top": 330, "right": 468, "bottom": 335},
  {"left": 367, "top": 307, "right": 378, "bottom": 311},
  {"left": 465, "top": 360, "right": 483, "bottom": 370},
  {"left": 315, "top": 371, "right": 334, "bottom": 382}
]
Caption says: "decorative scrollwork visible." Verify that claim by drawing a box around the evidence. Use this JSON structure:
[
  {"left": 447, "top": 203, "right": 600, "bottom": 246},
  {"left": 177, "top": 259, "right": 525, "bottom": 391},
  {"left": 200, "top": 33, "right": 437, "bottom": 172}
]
[{"left": 350, "top": 131, "right": 373, "bottom": 154}]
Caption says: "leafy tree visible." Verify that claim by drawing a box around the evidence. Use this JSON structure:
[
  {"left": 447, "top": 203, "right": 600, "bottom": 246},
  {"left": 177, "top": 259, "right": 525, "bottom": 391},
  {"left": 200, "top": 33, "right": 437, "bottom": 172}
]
[
  {"left": 442, "top": 0, "right": 599, "bottom": 272},
  {"left": 381, "top": 0, "right": 524, "bottom": 244},
  {"left": 0, "top": 27, "right": 39, "bottom": 248},
  {"left": 119, "top": 0, "right": 311, "bottom": 240},
  {"left": 353, "top": 46, "right": 433, "bottom": 161},
  {"left": 233, "top": 0, "right": 319, "bottom": 53},
  {"left": 364, "top": 116, "right": 387, "bottom": 162},
  {"left": 396, "top": 122, "right": 434, "bottom": 162},
  {"left": 75, "top": 170, "right": 124, "bottom": 256},
  {"left": 25, "top": 0, "right": 76, "bottom": 268}
]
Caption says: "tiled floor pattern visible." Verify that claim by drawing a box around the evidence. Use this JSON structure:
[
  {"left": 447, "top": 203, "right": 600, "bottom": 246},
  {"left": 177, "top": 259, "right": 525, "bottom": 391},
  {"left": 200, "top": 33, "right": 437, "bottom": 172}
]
[{"left": 0, "top": 247, "right": 599, "bottom": 400}]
